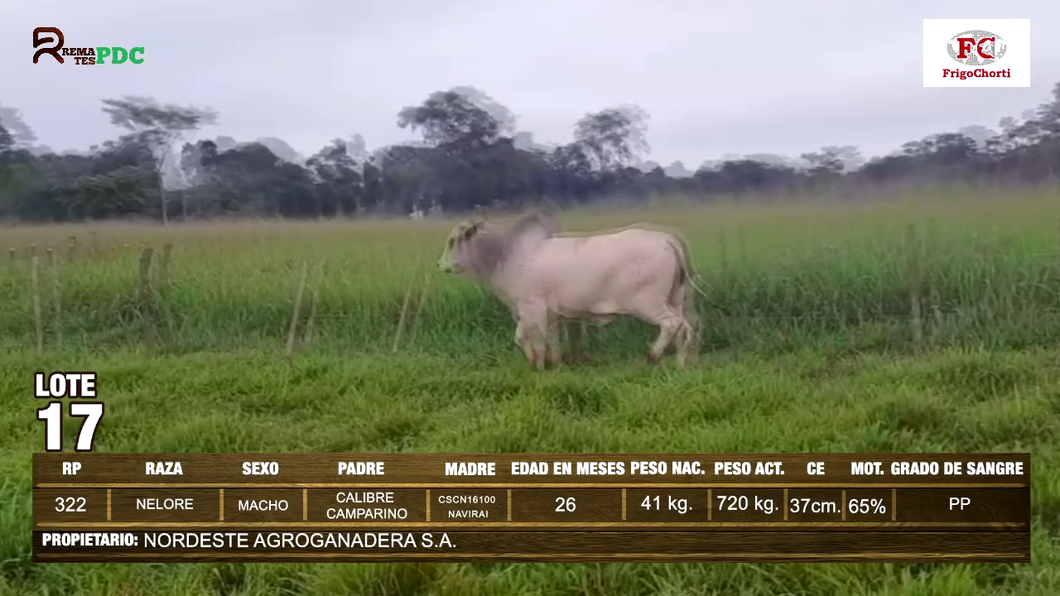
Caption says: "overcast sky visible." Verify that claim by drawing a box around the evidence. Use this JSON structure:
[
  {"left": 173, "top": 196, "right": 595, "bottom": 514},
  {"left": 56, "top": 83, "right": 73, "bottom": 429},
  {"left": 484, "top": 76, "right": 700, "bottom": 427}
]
[{"left": 3, "top": 1, "right": 1059, "bottom": 166}]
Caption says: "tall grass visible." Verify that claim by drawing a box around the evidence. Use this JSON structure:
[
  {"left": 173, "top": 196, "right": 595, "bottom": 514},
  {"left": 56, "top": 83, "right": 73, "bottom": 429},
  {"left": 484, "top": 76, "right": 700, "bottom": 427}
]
[
  {"left": 1, "top": 188, "right": 1058, "bottom": 595},
  {"left": 3, "top": 189, "right": 1058, "bottom": 357}
]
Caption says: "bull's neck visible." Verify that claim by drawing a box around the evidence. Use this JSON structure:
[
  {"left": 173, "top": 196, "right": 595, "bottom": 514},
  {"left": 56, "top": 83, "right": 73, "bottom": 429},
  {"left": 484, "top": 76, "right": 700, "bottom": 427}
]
[
  {"left": 471, "top": 233, "right": 546, "bottom": 304},
  {"left": 478, "top": 260, "right": 518, "bottom": 302}
]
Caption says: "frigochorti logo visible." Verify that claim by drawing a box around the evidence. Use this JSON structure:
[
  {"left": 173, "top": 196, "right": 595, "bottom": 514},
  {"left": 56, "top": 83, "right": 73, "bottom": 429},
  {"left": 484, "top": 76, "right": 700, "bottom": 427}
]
[
  {"left": 923, "top": 19, "right": 1028, "bottom": 88},
  {"left": 943, "top": 29, "right": 1009, "bottom": 81},
  {"left": 32, "top": 27, "right": 145, "bottom": 65}
]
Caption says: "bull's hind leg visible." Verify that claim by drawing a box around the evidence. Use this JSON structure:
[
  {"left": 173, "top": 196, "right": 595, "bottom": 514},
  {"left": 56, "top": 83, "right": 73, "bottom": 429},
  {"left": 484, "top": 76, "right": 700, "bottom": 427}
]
[
  {"left": 640, "top": 308, "right": 685, "bottom": 366},
  {"left": 668, "top": 281, "right": 699, "bottom": 368},
  {"left": 514, "top": 322, "right": 534, "bottom": 364},
  {"left": 565, "top": 319, "right": 587, "bottom": 364},
  {"left": 674, "top": 318, "right": 696, "bottom": 368},
  {"left": 546, "top": 315, "right": 562, "bottom": 369}
]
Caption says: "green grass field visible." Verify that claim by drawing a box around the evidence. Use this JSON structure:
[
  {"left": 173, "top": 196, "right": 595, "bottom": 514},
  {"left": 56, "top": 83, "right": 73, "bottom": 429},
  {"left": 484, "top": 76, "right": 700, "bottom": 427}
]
[{"left": 1, "top": 189, "right": 1058, "bottom": 595}]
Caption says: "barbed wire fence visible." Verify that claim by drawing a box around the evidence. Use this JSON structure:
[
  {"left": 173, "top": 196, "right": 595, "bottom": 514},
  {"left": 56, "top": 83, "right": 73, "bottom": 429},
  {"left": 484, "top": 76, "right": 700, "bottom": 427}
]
[{"left": 6, "top": 224, "right": 1060, "bottom": 356}]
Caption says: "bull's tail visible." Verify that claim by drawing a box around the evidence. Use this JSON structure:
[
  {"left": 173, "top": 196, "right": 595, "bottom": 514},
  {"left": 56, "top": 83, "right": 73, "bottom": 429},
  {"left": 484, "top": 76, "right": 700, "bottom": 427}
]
[
  {"left": 665, "top": 233, "right": 706, "bottom": 359},
  {"left": 665, "top": 233, "right": 709, "bottom": 301}
]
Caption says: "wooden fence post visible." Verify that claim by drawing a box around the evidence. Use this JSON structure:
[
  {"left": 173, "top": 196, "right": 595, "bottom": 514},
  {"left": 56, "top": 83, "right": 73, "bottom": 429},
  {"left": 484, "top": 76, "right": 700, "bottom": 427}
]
[
  {"left": 718, "top": 229, "right": 729, "bottom": 277},
  {"left": 31, "top": 255, "right": 43, "bottom": 355},
  {"left": 138, "top": 247, "right": 156, "bottom": 340},
  {"left": 408, "top": 265, "right": 434, "bottom": 346},
  {"left": 905, "top": 224, "right": 923, "bottom": 346},
  {"left": 303, "top": 258, "right": 327, "bottom": 348},
  {"left": 157, "top": 243, "right": 174, "bottom": 341},
  {"left": 48, "top": 248, "right": 62, "bottom": 348},
  {"left": 737, "top": 227, "right": 747, "bottom": 266},
  {"left": 285, "top": 261, "right": 309, "bottom": 357},
  {"left": 158, "top": 243, "right": 173, "bottom": 290},
  {"left": 924, "top": 219, "right": 942, "bottom": 345},
  {"left": 138, "top": 247, "right": 154, "bottom": 305},
  {"left": 392, "top": 258, "right": 423, "bottom": 354}
]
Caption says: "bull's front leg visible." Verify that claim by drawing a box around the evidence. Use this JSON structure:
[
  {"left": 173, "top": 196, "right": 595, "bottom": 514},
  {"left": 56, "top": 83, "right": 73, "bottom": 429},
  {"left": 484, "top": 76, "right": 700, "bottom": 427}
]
[
  {"left": 513, "top": 322, "right": 536, "bottom": 367},
  {"left": 514, "top": 304, "right": 549, "bottom": 371}
]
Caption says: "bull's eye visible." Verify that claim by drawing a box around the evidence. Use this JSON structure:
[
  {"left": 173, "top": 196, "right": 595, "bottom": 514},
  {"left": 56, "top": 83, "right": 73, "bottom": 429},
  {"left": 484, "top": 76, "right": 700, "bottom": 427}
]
[
  {"left": 447, "top": 237, "right": 455, "bottom": 249},
  {"left": 463, "top": 226, "right": 475, "bottom": 241}
]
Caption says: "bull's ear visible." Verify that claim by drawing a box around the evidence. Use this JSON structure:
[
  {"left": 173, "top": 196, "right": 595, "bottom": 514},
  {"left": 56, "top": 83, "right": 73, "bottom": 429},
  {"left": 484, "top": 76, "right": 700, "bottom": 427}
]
[{"left": 464, "top": 219, "right": 483, "bottom": 240}]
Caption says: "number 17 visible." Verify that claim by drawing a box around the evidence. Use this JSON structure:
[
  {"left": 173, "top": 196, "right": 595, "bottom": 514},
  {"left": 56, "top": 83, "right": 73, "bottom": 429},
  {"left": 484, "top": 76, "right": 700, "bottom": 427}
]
[{"left": 37, "top": 401, "right": 104, "bottom": 452}]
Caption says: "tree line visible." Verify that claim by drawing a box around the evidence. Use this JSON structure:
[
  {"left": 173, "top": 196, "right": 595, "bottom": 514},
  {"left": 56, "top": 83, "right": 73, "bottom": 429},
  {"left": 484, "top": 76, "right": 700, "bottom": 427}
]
[{"left": 1, "top": 81, "right": 1059, "bottom": 223}]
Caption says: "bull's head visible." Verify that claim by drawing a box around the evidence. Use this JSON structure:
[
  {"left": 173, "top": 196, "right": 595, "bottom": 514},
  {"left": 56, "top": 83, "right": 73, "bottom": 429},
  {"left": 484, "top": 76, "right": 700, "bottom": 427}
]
[{"left": 438, "top": 218, "right": 485, "bottom": 274}]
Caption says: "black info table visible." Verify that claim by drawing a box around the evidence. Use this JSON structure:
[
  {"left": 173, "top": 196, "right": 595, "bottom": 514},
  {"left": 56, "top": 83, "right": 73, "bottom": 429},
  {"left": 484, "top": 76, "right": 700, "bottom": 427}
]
[{"left": 31, "top": 453, "right": 1030, "bottom": 562}]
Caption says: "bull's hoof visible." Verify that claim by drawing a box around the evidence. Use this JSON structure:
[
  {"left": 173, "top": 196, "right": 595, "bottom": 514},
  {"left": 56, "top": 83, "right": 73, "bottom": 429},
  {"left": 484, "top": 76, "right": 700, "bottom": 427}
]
[{"left": 647, "top": 353, "right": 662, "bottom": 365}]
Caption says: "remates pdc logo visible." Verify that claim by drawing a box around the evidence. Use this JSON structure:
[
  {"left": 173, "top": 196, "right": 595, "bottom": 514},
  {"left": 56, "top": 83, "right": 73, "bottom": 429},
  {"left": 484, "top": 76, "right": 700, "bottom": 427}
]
[
  {"left": 32, "top": 26, "right": 145, "bottom": 66},
  {"left": 947, "top": 30, "right": 1006, "bottom": 66}
]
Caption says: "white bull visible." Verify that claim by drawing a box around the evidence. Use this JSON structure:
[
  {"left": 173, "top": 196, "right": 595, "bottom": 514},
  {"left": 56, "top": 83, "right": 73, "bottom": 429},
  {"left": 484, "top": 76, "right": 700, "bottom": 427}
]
[{"left": 437, "top": 213, "right": 705, "bottom": 369}]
